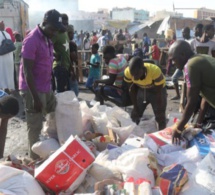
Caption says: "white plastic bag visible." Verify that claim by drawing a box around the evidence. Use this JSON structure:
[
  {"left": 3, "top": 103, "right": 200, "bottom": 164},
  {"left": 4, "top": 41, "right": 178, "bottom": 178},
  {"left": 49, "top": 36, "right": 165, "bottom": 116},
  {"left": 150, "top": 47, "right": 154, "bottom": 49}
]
[
  {"left": 0, "top": 165, "right": 45, "bottom": 195},
  {"left": 31, "top": 138, "right": 60, "bottom": 159},
  {"left": 55, "top": 91, "right": 83, "bottom": 145},
  {"left": 181, "top": 151, "right": 215, "bottom": 195},
  {"left": 194, "top": 152, "right": 215, "bottom": 193},
  {"left": 92, "top": 113, "right": 109, "bottom": 135},
  {"left": 0, "top": 189, "right": 16, "bottom": 195},
  {"left": 132, "top": 117, "right": 157, "bottom": 137},
  {"left": 110, "top": 124, "right": 136, "bottom": 145},
  {"left": 42, "top": 112, "right": 58, "bottom": 139},
  {"left": 106, "top": 106, "right": 134, "bottom": 127},
  {"left": 156, "top": 146, "right": 202, "bottom": 175},
  {"left": 80, "top": 101, "right": 95, "bottom": 133},
  {"left": 115, "top": 148, "right": 155, "bottom": 186}
]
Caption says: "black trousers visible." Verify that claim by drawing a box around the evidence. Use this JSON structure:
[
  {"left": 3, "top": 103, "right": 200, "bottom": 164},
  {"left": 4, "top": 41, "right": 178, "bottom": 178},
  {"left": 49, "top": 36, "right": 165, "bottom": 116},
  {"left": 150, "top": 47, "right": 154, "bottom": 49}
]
[
  {"left": 137, "top": 87, "right": 167, "bottom": 130},
  {"left": 53, "top": 66, "right": 70, "bottom": 93}
]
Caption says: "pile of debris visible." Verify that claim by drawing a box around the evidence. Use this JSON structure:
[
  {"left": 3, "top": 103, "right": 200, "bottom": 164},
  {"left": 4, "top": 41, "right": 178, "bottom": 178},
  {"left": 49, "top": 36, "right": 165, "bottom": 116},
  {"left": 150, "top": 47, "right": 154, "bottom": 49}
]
[{"left": 0, "top": 91, "right": 214, "bottom": 195}]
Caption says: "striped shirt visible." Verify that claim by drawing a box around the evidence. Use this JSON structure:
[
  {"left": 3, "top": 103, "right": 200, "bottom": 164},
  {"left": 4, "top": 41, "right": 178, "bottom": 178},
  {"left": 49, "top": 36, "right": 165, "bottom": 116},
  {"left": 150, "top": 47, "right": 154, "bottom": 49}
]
[
  {"left": 124, "top": 63, "right": 165, "bottom": 88},
  {"left": 108, "top": 54, "right": 128, "bottom": 87}
]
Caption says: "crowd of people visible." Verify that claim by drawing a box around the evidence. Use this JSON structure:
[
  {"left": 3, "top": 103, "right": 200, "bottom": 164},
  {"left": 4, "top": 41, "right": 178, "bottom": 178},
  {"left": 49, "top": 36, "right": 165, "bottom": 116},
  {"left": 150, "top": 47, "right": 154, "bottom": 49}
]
[{"left": 0, "top": 8, "right": 215, "bottom": 161}]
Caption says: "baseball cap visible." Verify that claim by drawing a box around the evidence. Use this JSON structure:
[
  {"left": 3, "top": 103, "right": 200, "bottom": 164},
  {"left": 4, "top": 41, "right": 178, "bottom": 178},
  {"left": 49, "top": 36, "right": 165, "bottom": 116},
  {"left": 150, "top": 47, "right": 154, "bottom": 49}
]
[{"left": 44, "top": 9, "right": 65, "bottom": 31}]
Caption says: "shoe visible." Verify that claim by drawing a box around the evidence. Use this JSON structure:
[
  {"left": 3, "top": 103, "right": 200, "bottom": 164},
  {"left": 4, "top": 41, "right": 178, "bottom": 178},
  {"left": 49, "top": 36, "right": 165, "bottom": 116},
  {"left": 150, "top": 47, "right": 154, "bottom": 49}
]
[{"left": 170, "top": 96, "right": 180, "bottom": 100}]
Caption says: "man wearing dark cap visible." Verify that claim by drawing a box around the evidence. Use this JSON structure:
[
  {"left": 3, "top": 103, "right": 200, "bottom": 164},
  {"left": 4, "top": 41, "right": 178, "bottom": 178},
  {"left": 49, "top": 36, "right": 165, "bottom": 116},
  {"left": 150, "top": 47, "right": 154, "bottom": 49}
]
[
  {"left": 19, "top": 9, "right": 64, "bottom": 159},
  {"left": 52, "top": 13, "right": 72, "bottom": 93},
  {"left": 168, "top": 40, "right": 215, "bottom": 145}
]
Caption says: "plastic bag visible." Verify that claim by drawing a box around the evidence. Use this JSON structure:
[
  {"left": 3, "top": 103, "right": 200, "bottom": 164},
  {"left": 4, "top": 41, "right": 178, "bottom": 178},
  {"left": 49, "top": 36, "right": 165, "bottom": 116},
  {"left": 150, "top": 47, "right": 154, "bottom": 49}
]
[
  {"left": 106, "top": 106, "right": 134, "bottom": 127},
  {"left": 41, "top": 112, "right": 58, "bottom": 139},
  {"left": 110, "top": 124, "right": 136, "bottom": 145},
  {"left": 180, "top": 151, "right": 215, "bottom": 195},
  {"left": 55, "top": 91, "right": 83, "bottom": 145},
  {"left": 155, "top": 146, "right": 201, "bottom": 175},
  {"left": 115, "top": 148, "right": 155, "bottom": 186},
  {"left": 80, "top": 101, "right": 95, "bottom": 134},
  {"left": 194, "top": 152, "right": 215, "bottom": 193},
  {"left": 0, "top": 165, "right": 45, "bottom": 195},
  {"left": 132, "top": 117, "right": 157, "bottom": 137},
  {"left": 92, "top": 113, "right": 109, "bottom": 135},
  {"left": 31, "top": 138, "right": 60, "bottom": 159}
]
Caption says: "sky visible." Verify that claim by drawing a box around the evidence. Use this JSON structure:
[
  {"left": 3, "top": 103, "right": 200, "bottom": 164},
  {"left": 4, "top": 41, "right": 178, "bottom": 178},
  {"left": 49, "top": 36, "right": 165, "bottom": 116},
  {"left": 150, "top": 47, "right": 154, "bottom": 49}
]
[{"left": 25, "top": 0, "right": 215, "bottom": 18}]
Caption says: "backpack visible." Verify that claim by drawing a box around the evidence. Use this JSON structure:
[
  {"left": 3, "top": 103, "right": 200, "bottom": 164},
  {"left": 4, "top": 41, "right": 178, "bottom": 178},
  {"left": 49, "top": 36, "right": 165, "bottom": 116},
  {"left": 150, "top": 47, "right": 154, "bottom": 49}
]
[{"left": 0, "top": 31, "right": 16, "bottom": 55}]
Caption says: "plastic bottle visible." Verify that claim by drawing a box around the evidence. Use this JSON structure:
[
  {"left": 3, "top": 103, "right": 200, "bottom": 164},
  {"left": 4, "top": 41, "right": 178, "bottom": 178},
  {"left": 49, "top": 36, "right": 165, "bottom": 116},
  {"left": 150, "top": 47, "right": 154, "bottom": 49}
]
[
  {"left": 123, "top": 177, "right": 135, "bottom": 195},
  {"left": 137, "top": 179, "right": 152, "bottom": 195}
]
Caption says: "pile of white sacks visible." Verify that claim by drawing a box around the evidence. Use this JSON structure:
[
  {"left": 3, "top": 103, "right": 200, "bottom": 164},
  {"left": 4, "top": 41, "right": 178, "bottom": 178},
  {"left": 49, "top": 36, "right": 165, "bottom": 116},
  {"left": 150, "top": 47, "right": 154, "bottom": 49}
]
[{"left": 0, "top": 91, "right": 214, "bottom": 195}]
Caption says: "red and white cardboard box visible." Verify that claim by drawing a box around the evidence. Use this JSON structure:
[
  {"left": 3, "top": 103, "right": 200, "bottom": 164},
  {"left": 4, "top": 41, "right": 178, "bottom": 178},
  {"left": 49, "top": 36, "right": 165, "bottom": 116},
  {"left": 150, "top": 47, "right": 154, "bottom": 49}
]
[
  {"left": 35, "top": 135, "right": 95, "bottom": 194},
  {"left": 147, "top": 127, "right": 187, "bottom": 154}
]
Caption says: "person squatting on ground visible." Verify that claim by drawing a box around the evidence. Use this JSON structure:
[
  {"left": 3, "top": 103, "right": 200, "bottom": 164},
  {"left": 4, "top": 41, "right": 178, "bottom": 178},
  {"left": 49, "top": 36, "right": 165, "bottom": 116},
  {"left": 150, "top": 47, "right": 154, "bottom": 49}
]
[
  {"left": 93, "top": 45, "right": 127, "bottom": 105},
  {"left": 168, "top": 40, "right": 215, "bottom": 144},
  {"left": 19, "top": 9, "right": 65, "bottom": 159},
  {"left": 124, "top": 56, "right": 167, "bottom": 130},
  {"left": 0, "top": 90, "right": 19, "bottom": 158},
  {"left": 85, "top": 43, "right": 101, "bottom": 91}
]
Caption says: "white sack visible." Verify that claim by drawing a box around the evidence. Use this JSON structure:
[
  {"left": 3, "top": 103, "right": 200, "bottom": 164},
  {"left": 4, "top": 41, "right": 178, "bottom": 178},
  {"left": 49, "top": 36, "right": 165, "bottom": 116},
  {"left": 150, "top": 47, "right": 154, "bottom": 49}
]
[
  {"left": 92, "top": 113, "right": 109, "bottom": 135},
  {"left": 0, "top": 165, "right": 45, "bottom": 195},
  {"left": 132, "top": 117, "right": 157, "bottom": 137},
  {"left": 181, "top": 151, "right": 215, "bottom": 195},
  {"left": 110, "top": 124, "right": 136, "bottom": 145},
  {"left": 156, "top": 146, "right": 202, "bottom": 175},
  {"left": 115, "top": 148, "right": 155, "bottom": 186},
  {"left": 106, "top": 106, "right": 134, "bottom": 127},
  {"left": 32, "top": 138, "right": 60, "bottom": 159},
  {"left": 0, "top": 189, "right": 16, "bottom": 195},
  {"left": 80, "top": 101, "right": 95, "bottom": 133},
  {"left": 55, "top": 91, "right": 82, "bottom": 145}
]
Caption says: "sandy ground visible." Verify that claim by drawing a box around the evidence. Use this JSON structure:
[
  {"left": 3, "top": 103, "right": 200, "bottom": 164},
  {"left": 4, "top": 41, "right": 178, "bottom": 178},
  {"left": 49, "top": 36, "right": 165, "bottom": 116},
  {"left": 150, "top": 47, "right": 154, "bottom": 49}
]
[{"left": 3, "top": 84, "right": 180, "bottom": 159}]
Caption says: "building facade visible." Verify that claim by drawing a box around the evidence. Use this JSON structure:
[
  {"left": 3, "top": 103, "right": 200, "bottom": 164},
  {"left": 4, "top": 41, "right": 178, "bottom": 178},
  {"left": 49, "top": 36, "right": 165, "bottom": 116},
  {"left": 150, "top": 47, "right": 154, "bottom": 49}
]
[
  {"left": 194, "top": 8, "right": 215, "bottom": 20},
  {"left": 111, "top": 7, "right": 149, "bottom": 22},
  {"left": 69, "top": 9, "right": 110, "bottom": 30},
  {"left": 0, "top": 0, "right": 29, "bottom": 37}
]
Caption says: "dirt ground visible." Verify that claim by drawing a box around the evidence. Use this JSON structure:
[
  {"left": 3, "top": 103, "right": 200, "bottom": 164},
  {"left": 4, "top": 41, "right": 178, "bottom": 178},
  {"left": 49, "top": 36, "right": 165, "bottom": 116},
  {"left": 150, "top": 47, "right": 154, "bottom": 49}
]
[{"left": 3, "top": 83, "right": 180, "bottom": 159}]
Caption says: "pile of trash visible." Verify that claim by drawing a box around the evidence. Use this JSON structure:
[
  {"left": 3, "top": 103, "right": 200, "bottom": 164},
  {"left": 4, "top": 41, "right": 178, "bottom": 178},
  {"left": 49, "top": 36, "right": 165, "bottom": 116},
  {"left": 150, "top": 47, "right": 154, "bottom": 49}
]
[{"left": 0, "top": 91, "right": 215, "bottom": 195}]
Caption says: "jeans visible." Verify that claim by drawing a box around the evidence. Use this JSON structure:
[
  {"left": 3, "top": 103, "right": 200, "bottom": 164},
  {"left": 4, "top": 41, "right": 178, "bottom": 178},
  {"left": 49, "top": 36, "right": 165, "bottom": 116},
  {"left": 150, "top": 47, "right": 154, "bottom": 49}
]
[
  {"left": 69, "top": 79, "right": 79, "bottom": 97},
  {"left": 94, "top": 85, "right": 122, "bottom": 104},
  {"left": 85, "top": 76, "right": 99, "bottom": 89}
]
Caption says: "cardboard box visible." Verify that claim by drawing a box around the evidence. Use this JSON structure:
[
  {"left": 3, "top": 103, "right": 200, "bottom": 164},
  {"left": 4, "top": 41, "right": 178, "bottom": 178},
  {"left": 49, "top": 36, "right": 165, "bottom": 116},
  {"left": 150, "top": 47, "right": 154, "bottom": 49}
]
[
  {"left": 35, "top": 136, "right": 95, "bottom": 193},
  {"left": 190, "top": 132, "right": 210, "bottom": 157},
  {"left": 148, "top": 127, "right": 187, "bottom": 153}
]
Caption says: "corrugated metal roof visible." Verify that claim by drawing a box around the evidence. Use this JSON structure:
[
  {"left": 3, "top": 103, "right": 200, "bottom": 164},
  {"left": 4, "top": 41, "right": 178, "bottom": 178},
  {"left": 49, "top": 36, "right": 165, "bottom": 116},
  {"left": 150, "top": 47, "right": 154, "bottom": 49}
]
[{"left": 128, "top": 20, "right": 157, "bottom": 35}]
